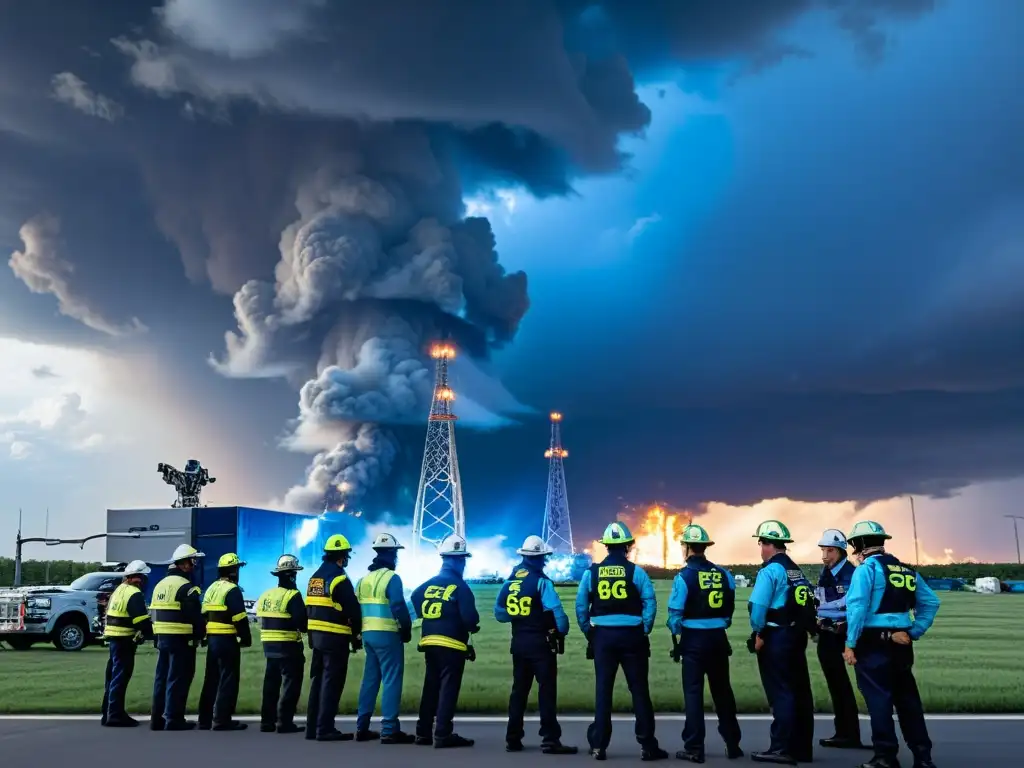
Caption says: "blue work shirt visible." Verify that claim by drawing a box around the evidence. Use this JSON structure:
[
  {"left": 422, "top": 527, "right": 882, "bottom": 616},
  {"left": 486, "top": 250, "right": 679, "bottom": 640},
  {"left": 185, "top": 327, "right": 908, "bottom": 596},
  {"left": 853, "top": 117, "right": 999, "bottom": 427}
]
[
  {"left": 814, "top": 558, "right": 856, "bottom": 621},
  {"left": 667, "top": 558, "right": 736, "bottom": 632},
  {"left": 845, "top": 554, "right": 940, "bottom": 649},
  {"left": 575, "top": 558, "right": 657, "bottom": 634},
  {"left": 494, "top": 558, "right": 570, "bottom": 635},
  {"left": 749, "top": 561, "right": 790, "bottom": 632}
]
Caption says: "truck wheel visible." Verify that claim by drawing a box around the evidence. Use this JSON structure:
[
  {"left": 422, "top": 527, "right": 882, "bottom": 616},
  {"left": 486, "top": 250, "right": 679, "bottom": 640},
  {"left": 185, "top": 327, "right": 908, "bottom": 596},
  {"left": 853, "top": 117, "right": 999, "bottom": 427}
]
[
  {"left": 52, "top": 617, "right": 88, "bottom": 652},
  {"left": 4, "top": 637, "right": 35, "bottom": 651}
]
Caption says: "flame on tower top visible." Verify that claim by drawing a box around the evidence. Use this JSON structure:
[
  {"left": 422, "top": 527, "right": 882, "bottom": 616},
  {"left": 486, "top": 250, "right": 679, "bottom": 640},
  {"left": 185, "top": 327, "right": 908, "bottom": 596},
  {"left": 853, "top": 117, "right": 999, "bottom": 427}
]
[{"left": 431, "top": 343, "right": 456, "bottom": 360}]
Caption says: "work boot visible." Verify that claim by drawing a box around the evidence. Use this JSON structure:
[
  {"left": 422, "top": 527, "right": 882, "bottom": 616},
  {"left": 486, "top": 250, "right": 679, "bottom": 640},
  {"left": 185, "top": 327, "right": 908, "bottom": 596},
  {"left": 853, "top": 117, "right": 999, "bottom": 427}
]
[
  {"left": 415, "top": 735, "right": 433, "bottom": 746},
  {"left": 317, "top": 730, "right": 355, "bottom": 742},
  {"left": 541, "top": 742, "right": 579, "bottom": 755},
  {"left": 260, "top": 723, "right": 276, "bottom": 733},
  {"left": 198, "top": 722, "right": 212, "bottom": 731},
  {"left": 725, "top": 744, "right": 744, "bottom": 759},
  {"left": 435, "top": 733, "right": 475, "bottom": 748},
  {"left": 642, "top": 746, "right": 669, "bottom": 761},
  {"left": 750, "top": 751, "right": 797, "bottom": 765},
  {"left": 820, "top": 735, "right": 866, "bottom": 749},
  {"left": 857, "top": 758, "right": 901, "bottom": 768},
  {"left": 213, "top": 721, "right": 248, "bottom": 731},
  {"left": 506, "top": 740, "right": 524, "bottom": 752},
  {"left": 165, "top": 720, "right": 197, "bottom": 731},
  {"left": 674, "top": 749, "right": 705, "bottom": 763},
  {"left": 277, "top": 722, "right": 301, "bottom": 734},
  {"left": 106, "top": 716, "right": 139, "bottom": 728},
  {"left": 381, "top": 731, "right": 417, "bottom": 744},
  {"left": 356, "top": 729, "right": 381, "bottom": 742},
  {"left": 589, "top": 748, "right": 607, "bottom": 761},
  {"left": 912, "top": 762, "right": 937, "bottom": 768},
  {"left": 149, "top": 719, "right": 164, "bottom": 732}
]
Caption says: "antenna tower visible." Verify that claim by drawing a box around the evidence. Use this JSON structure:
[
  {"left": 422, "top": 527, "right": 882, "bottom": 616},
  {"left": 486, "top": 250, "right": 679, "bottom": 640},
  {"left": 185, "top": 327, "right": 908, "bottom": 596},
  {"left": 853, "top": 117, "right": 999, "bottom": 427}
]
[
  {"left": 411, "top": 342, "right": 466, "bottom": 556},
  {"left": 542, "top": 411, "right": 575, "bottom": 554}
]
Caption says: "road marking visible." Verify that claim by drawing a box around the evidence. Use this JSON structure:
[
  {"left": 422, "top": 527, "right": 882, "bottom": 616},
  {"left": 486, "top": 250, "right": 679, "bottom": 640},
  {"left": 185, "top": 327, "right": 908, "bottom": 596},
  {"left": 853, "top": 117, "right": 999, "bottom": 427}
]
[{"left": 2, "top": 714, "right": 1022, "bottom": 722}]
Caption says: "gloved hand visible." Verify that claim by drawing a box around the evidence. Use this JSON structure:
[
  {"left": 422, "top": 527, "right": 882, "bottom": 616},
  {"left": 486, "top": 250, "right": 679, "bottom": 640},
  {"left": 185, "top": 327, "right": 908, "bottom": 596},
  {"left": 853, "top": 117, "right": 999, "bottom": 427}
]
[
  {"left": 351, "top": 635, "right": 363, "bottom": 653},
  {"left": 585, "top": 630, "right": 595, "bottom": 661},
  {"left": 745, "top": 632, "right": 757, "bottom": 654},
  {"left": 200, "top": 637, "right": 208, "bottom": 648},
  {"left": 400, "top": 626, "right": 412, "bottom": 644},
  {"left": 239, "top": 637, "right": 252, "bottom": 649},
  {"left": 466, "top": 645, "right": 477, "bottom": 662}
]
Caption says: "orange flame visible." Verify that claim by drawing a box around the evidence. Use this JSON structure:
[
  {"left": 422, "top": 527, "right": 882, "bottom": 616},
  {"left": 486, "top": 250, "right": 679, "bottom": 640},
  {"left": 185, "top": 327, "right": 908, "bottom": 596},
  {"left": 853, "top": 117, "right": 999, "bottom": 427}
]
[
  {"left": 586, "top": 503, "right": 694, "bottom": 568},
  {"left": 430, "top": 343, "right": 456, "bottom": 359}
]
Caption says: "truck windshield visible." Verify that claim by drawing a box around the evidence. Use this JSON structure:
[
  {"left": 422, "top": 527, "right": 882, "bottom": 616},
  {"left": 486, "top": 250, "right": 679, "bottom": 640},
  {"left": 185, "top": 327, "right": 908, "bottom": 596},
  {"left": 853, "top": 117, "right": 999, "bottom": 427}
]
[{"left": 69, "top": 573, "right": 119, "bottom": 591}]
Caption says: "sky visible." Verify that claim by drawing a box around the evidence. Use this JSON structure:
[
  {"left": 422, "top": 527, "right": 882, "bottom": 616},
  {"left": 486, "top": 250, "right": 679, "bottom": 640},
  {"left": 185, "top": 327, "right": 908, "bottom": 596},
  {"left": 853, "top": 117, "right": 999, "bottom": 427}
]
[{"left": 2, "top": 0, "right": 1023, "bottom": 565}]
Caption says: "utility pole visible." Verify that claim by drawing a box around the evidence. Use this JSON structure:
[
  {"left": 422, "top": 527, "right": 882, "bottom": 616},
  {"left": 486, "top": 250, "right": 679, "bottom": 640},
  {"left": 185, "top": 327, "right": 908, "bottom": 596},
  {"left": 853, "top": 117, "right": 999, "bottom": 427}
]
[
  {"left": 908, "top": 495, "right": 920, "bottom": 568},
  {"left": 1005, "top": 516, "right": 1024, "bottom": 565},
  {"left": 44, "top": 508, "right": 50, "bottom": 584}
]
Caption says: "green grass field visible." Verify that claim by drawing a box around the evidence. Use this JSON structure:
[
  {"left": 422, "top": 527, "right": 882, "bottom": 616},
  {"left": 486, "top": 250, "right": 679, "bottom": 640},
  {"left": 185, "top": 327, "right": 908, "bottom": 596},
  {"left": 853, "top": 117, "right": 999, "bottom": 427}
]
[{"left": 1, "top": 585, "right": 1021, "bottom": 715}]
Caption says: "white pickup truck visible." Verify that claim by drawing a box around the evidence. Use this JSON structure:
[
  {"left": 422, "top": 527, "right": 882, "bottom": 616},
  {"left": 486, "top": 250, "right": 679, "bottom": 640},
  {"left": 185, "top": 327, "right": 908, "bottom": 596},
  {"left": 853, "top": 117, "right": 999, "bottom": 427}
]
[{"left": 0, "top": 571, "right": 123, "bottom": 651}]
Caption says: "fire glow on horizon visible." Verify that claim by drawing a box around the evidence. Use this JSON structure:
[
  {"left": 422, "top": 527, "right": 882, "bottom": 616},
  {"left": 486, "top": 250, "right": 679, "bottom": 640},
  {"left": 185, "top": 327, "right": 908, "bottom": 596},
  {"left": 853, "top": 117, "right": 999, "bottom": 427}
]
[{"left": 585, "top": 498, "right": 978, "bottom": 567}]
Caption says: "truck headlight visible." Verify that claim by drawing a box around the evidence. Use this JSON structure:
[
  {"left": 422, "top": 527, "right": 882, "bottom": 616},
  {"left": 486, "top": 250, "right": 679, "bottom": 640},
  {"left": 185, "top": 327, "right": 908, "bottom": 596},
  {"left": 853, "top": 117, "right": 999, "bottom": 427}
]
[{"left": 27, "top": 598, "right": 51, "bottom": 610}]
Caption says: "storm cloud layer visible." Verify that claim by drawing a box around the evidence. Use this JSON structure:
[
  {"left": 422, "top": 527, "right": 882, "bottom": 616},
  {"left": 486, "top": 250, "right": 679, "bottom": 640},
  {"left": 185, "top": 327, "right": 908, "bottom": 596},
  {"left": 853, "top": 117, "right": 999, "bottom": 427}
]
[{"left": 8, "top": 0, "right": 1023, "bottom": 526}]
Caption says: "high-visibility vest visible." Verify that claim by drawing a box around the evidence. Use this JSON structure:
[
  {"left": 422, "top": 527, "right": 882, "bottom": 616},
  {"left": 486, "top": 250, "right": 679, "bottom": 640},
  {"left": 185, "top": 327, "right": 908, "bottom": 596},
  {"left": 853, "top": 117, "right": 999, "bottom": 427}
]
[
  {"left": 257, "top": 587, "right": 303, "bottom": 644},
  {"left": 150, "top": 575, "right": 194, "bottom": 636},
  {"left": 104, "top": 583, "right": 146, "bottom": 639},
  {"left": 202, "top": 579, "right": 245, "bottom": 635},
  {"left": 357, "top": 569, "right": 398, "bottom": 632}
]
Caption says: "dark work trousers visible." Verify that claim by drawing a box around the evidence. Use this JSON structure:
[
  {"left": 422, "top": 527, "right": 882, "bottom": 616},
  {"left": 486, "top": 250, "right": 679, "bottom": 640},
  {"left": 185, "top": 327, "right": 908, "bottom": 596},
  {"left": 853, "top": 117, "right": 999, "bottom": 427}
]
[
  {"left": 854, "top": 634, "right": 933, "bottom": 764},
  {"left": 262, "top": 655, "right": 305, "bottom": 728},
  {"left": 198, "top": 636, "right": 242, "bottom": 727},
  {"left": 678, "top": 628, "right": 742, "bottom": 755},
  {"left": 416, "top": 646, "right": 468, "bottom": 740},
  {"left": 152, "top": 640, "right": 197, "bottom": 727},
  {"left": 506, "top": 638, "right": 561, "bottom": 745},
  {"left": 587, "top": 626, "right": 658, "bottom": 752},
  {"left": 102, "top": 640, "right": 138, "bottom": 723},
  {"left": 756, "top": 627, "right": 814, "bottom": 760},
  {"left": 305, "top": 647, "right": 351, "bottom": 739},
  {"left": 816, "top": 630, "right": 862, "bottom": 741}
]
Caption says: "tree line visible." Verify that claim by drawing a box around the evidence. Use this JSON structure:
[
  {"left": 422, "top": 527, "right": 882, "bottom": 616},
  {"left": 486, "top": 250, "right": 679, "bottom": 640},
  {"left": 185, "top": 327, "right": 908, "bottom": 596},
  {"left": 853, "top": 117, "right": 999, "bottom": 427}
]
[{"left": 0, "top": 558, "right": 102, "bottom": 587}]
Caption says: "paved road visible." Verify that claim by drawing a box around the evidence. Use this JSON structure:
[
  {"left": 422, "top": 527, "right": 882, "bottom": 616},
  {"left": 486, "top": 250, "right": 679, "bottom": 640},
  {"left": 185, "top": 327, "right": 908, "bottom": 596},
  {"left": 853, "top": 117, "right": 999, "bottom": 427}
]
[{"left": 1, "top": 716, "right": 1020, "bottom": 766}]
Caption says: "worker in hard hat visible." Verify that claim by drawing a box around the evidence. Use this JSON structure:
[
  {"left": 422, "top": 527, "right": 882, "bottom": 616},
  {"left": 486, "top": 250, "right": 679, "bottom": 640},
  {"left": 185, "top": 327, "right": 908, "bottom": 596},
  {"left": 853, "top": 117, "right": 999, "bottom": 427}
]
[
  {"left": 575, "top": 522, "right": 667, "bottom": 762},
  {"left": 256, "top": 554, "right": 308, "bottom": 734},
  {"left": 495, "top": 535, "right": 577, "bottom": 755},
  {"left": 150, "top": 543, "right": 206, "bottom": 731},
  {"left": 411, "top": 533, "right": 480, "bottom": 748},
  {"left": 355, "top": 532, "right": 415, "bottom": 744},
  {"left": 100, "top": 560, "right": 154, "bottom": 728},
  {"left": 197, "top": 552, "right": 252, "bottom": 731},
  {"left": 843, "top": 521, "right": 940, "bottom": 768},
  {"left": 813, "top": 529, "right": 864, "bottom": 751},
  {"left": 305, "top": 533, "right": 362, "bottom": 741},
  {"left": 666, "top": 524, "right": 742, "bottom": 763},
  {"left": 747, "top": 520, "right": 816, "bottom": 765}
]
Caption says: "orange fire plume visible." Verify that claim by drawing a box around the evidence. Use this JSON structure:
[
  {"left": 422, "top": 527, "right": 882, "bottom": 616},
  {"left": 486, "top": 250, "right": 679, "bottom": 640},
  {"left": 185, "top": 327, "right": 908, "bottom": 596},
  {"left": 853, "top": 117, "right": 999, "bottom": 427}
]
[{"left": 586, "top": 502, "right": 696, "bottom": 569}]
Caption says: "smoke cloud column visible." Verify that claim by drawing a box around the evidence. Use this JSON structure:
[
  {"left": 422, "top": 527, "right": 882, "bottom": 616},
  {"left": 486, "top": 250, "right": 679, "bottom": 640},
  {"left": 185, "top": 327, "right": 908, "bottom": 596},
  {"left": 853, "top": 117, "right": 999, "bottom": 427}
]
[{"left": 212, "top": 124, "right": 530, "bottom": 515}]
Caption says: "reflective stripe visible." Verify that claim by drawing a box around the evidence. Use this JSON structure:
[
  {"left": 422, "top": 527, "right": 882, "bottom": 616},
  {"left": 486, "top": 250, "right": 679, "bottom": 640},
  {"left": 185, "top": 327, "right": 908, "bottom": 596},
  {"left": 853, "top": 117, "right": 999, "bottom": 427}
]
[
  {"left": 419, "top": 634, "right": 467, "bottom": 652},
  {"left": 357, "top": 570, "right": 398, "bottom": 632},
  {"left": 202, "top": 580, "right": 241, "bottom": 636},
  {"left": 104, "top": 583, "right": 142, "bottom": 639},
  {"left": 149, "top": 575, "right": 193, "bottom": 636},
  {"left": 257, "top": 587, "right": 302, "bottom": 644}
]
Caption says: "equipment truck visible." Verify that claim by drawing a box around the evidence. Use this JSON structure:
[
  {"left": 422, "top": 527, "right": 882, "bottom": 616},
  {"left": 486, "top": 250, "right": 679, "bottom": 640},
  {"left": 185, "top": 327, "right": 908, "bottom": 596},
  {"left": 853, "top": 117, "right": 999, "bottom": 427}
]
[{"left": 0, "top": 570, "right": 124, "bottom": 651}]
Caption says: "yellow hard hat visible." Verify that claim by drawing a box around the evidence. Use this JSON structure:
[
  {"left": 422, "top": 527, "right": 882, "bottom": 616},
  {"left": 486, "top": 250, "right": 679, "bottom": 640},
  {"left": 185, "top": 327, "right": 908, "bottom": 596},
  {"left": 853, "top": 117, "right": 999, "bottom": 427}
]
[
  {"left": 324, "top": 534, "right": 352, "bottom": 553},
  {"left": 600, "top": 522, "right": 634, "bottom": 545},
  {"left": 217, "top": 552, "right": 246, "bottom": 569}
]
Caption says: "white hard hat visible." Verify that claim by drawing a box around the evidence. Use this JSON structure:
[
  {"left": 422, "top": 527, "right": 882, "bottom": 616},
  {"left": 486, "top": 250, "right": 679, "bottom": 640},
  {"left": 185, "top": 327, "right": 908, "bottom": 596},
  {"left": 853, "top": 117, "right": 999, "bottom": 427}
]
[
  {"left": 818, "top": 529, "right": 848, "bottom": 550},
  {"left": 516, "top": 535, "right": 553, "bottom": 557},
  {"left": 124, "top": 560, "right": 151, "bottom": 576},
  {"left": 372, "top": 532, "right": 405, "bottom": 550},
  {"left": 171, "top": 543, "right": 205, "bottom": 562},
  {"left": 438, "top": 534, "right": 472, "bottom": 557}
]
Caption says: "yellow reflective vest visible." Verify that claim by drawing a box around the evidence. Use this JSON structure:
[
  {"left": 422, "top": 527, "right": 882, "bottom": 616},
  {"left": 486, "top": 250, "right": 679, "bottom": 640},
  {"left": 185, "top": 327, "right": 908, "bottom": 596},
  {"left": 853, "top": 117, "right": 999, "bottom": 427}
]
[
  {"left": 257, "top": 587, "right": 303, "bottom": 644},
  {"left": 103, "top": 583, "right": 149, "bottom": 639},
  {"left": 202, "top": 579, "right": 246, "bottom": 635},
  {"left": 150, "top": 574, "right": 198, "bottom": 636},
  {"left": 357, "top": 569, "right": 398, "bottom": 632}
]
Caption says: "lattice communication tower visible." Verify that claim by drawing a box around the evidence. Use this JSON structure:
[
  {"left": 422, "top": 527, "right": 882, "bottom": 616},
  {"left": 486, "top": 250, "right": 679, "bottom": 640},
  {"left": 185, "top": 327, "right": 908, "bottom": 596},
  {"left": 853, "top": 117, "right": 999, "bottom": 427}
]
[
  {"left": 541, "top": 411, "right": 575, "bottom": 554},
  {"left": 411, "top": 342, "right": 466, "bottom": 556}
]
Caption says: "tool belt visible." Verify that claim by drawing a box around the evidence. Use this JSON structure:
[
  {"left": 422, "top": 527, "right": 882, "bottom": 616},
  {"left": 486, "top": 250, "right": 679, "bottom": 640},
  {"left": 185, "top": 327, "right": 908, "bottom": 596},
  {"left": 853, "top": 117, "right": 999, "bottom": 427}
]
[
  {"left": 859, "top": 627, "right": 912, "bottom": 645},
  {"left": 816, "top": 617, "right": 848, "bottom": 636}
]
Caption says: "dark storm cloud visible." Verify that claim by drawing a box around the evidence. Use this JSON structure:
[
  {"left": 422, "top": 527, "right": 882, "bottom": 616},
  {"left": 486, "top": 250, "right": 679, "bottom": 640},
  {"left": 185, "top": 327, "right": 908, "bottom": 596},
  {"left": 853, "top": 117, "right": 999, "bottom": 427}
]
[{"left": 0, "top": 0, "right": 945, "bottom": 515}]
